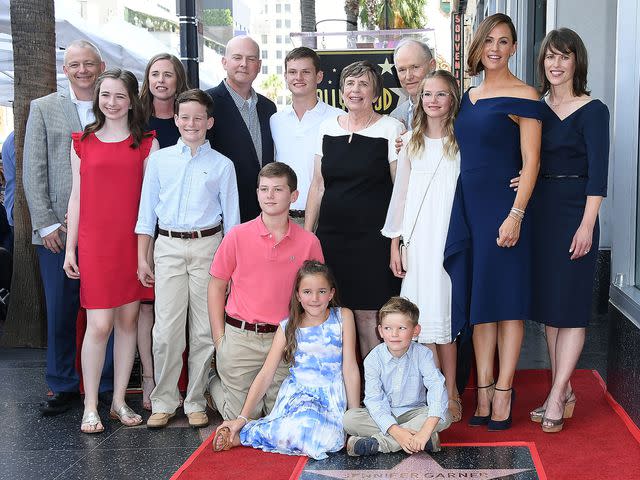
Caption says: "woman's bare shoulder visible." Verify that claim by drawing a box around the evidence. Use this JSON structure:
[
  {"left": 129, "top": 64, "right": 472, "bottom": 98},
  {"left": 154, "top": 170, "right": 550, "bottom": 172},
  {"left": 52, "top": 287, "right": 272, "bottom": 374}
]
[{"left": 506, "top": 82, "right": 540, "bottom": 101}]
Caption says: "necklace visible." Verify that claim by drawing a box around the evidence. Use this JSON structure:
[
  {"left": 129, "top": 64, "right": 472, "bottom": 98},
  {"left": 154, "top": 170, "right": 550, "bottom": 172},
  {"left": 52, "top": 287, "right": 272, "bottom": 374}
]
[
  {"left": 347, "top": 110, "right": 376, "bottom": 143},
  {"left": 548, "top": 94, "right": 578, "bottom": 107}
]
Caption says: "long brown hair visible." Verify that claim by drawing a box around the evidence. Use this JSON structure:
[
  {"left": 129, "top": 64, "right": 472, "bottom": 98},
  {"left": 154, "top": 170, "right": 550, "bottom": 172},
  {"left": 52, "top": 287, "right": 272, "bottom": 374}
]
[
  {"left": 140, "top": 53, "right": 189, "bottom": 122},
  {"left": 537, "top": 28, "right": 590, "bottom": 97},
  {"left": 466, "top": 13, "right": 517, "bottom": 76},
  {"left": 82, "top": 68, "right": 149, "bottom": 148},
  {"left": 283, "top": 261, "right": 340, "bottom": 365},
  {"left": 407, "top": 70, "right": 460, "bottom": 160}
]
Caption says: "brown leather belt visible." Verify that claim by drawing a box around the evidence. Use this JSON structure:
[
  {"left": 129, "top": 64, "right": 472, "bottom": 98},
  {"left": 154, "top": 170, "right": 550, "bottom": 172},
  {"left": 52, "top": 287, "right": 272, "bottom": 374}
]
[
  {"left": 158, "top": 225, "right": 221, "bottom": 239},
  {"left": 289, "top": 209, "right": 305, "bottom": 218},
  {"left": 225, "top": 315, "right": 278, "bottom": 334}
]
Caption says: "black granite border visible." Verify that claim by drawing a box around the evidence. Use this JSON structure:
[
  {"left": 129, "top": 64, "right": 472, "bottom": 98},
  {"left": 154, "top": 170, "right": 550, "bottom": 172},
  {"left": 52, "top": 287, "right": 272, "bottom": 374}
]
[{"left": 606, "top": 303, "right": 640, "bottom": 427}]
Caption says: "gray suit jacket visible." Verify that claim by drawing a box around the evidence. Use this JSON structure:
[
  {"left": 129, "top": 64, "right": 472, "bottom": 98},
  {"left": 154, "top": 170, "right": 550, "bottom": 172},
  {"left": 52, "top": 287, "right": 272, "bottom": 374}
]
[
  {"left": 23, "top": 89, "right": 82, "bottom": 245},
  {"left": 390, "top": 99, "right": 413, "bottom": 129}
]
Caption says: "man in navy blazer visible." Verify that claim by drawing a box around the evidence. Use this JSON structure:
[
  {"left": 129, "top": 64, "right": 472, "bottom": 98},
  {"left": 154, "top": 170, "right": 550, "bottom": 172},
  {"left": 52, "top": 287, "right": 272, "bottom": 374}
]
[{"left": 206, "top": 36, "right": 276, "bottom": 222}]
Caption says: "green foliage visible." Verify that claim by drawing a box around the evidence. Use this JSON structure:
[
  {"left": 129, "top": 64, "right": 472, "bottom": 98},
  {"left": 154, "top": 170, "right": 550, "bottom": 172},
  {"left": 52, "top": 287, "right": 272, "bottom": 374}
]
[
  {"left": 358, "top": 0, "right": 427, "bottom": 29},
  {"left": 124, "top": 7, "right": 178, "bottom": 32},
  {"left": 259, "top": 74, "right": 284, "bottom": 102},
  {"left": 202, "top": 8, "right": 233, "bottom": 27}
]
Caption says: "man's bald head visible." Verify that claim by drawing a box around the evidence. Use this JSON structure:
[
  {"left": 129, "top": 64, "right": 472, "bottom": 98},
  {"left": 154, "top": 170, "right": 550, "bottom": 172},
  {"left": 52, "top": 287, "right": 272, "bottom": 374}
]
[
  {"left": 222, "top": 35, "right": 262, "bottom": 95},
  {"left": 393, "top": 39, "right": 436, "bottom": 98},
  {"left": 225, "top": 35, "right": 260, "bottom": 58}
]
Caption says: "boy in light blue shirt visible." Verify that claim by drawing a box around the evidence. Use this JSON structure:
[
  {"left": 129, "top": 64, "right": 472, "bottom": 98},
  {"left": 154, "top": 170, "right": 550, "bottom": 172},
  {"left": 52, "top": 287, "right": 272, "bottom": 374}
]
[
  {"left": 136, "top": 88, "right": 240, "bottom": 429},
  {"left": 343, "top": 296, "right": 450, "bottom": 456}
]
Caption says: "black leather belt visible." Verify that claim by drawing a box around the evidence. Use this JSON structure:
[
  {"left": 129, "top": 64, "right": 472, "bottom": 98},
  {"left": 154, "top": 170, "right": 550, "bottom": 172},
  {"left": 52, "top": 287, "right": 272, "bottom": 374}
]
[
  {"left": 541, "top": 174, "right": 587, "bottom": 179},
  {"left": 158, "top": 225, "right": 221, "bottom": 239},
  {"left": 225, "top": 315, "right": 278, "bottom": 334},
  {"left": 289, "top": 210, "right": 305, "bottom": 218}
]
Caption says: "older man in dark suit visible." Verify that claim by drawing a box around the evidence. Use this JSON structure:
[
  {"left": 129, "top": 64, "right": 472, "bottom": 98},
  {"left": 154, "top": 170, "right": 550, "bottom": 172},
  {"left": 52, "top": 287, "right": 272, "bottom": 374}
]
[
  {"left": 23, "top": 40, "right": 113, "bottom": 415},
  {"left": 206, "top": 36, "right": 276, "bottom": 222}
]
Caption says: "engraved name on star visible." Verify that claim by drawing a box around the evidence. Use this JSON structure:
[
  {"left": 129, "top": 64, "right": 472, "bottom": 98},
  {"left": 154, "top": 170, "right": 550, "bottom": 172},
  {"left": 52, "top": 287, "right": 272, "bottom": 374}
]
[{"left": 307, "top": 452, "right": 534, "bottom": 480}]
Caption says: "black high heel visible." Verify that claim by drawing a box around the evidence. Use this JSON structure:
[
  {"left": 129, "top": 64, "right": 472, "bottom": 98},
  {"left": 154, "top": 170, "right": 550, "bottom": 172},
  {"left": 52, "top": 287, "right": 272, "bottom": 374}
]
[
  {"left": 488, "top": 387, "right": 515, "bottom": 431},
  {"left": 468, "top": 382, "right": 495, "bottom": 427}
]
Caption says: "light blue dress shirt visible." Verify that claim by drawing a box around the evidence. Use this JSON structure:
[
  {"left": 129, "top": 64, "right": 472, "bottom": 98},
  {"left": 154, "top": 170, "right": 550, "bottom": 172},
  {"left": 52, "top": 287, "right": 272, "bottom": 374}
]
[
  {"left": 2, "top": 131, "right": 15, "bottom": 226},
  {"left": 135, "top": 139, "right": 240, "bottom": 236},
  {"left": 363, "top": 341, "right": 448, "bottom": 434}
]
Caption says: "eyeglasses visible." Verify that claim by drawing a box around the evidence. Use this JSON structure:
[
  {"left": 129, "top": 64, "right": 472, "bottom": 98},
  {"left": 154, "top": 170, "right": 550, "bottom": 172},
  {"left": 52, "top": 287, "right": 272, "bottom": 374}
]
[
  {"left": 396, "top": 64, "right": 426, "bottom": 77},
  {"left": 421, "top": 91, "right": 451, "bottom": 101}
]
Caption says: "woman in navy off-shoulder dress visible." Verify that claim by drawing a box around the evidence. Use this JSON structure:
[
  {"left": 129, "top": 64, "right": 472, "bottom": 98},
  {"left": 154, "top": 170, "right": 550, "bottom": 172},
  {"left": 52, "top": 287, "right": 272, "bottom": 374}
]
[
  {"left": 444, "top": 14, "right": 543, "bottom": 431},
  {"left": 528, "top": 29, "right": 609, "bottom": 433}
]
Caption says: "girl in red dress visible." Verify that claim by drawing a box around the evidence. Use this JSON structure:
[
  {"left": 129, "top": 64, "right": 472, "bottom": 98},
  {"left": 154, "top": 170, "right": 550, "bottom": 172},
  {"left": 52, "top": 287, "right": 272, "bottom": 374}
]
[{"left": 64, "top": 68, "right": 159, "bottom": 433}]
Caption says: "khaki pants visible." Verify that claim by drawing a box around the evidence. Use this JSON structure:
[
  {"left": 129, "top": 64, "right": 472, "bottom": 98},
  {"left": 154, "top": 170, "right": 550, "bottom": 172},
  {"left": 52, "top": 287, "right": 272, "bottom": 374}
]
[
  {"left": 343, "top": 406, "right": 451, "bottom": 453},
  {"left": 209, "top": 323, "right": 289, "bottom": 420},
  {"left": 150, "top": 233, "right": 221, "bottom": 415}
]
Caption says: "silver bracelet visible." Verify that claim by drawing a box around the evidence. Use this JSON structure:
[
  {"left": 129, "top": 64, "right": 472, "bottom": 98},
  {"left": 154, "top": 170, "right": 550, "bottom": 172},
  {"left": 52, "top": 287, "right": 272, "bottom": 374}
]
[{"left": 237, "top": 414, "right": 249, "bottom": 424}]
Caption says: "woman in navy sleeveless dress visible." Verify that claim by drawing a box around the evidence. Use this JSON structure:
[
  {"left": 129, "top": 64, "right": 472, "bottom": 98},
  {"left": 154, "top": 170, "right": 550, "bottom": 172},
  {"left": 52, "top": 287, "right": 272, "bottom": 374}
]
[
  {"left": 529, "top": 29, "right": 609, "bottom": 433},
  {"left": 444, "top": 14, "right": 544, "bottom": 431}
]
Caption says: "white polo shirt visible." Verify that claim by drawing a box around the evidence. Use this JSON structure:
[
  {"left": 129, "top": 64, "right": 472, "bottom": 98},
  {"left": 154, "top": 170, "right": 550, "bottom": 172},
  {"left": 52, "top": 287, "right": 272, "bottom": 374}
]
[{"left": 270, "top": 100, "right": 344, "bottom": 210}]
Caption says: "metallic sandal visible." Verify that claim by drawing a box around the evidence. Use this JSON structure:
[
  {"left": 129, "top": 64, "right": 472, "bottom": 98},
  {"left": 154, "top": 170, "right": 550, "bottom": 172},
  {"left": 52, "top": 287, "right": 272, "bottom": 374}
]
[
  {"left": 541, "top": 393, "right": 576, "bottom": 433},
  {"left": 212, "top": 426, "right": 232, "bottom": 452},
  {"left": 81, "top": 410, "right": 105, "bottom": 434},
  {"left": 530, "top": 391, "right": 576, "bottom": 423},
  {"left": 448, "top": 396, "right": 463, "bottom": 423},
  {"left": 109, "top": 403, "right": 143, "bottom": 427}
]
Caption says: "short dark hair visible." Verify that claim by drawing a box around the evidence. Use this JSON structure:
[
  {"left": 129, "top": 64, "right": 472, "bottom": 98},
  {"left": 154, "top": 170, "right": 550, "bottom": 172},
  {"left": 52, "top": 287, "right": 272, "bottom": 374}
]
[
  {"left": 339, "top": 61, "right": 383, "bottom": 100},
  {"left": 378, "top": 296, "right": 419, "bottom": 326},
  {"left": 284, "top": 47, "right": 321, "bottom": 72},
  {"left": 538, "top": 28, "right": 590, "bottom": 97},
  {"left": 258, "top": 162, "right": 298, "bottom": 192},
  {"left": 467, "top": 13, "right": 518, "bottom": 76},
  {"left": 175, "top": 89, "right": 214, "bottom": 117}
]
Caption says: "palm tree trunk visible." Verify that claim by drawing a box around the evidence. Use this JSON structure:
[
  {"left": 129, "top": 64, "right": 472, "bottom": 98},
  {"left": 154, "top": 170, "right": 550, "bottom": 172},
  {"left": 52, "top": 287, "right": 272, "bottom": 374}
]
[
  {"left": 1, "top": 0, "right": 55, "bottom": 347},
  {"left": 300, "top": 0, "right": 317, "bottom": 48},
  {"left": 345, "top": 0, "right": 359, "bottom": 31}
]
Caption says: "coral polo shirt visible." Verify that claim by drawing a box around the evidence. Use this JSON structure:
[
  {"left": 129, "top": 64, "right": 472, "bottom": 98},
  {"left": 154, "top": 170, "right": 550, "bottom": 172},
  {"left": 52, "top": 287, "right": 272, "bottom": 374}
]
[{"left": 210, "top": 215, "right": 324, "bottom": 325}]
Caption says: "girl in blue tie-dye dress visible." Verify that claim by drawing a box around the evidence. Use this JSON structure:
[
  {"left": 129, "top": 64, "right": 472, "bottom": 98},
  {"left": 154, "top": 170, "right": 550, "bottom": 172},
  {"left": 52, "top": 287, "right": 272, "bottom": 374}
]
[{"left": 212, "top": 261, "right": 361, "bottom": 460}]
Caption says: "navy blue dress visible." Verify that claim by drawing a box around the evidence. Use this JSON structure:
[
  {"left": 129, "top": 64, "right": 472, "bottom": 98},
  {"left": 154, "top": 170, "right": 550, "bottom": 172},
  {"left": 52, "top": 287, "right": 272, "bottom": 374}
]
[
  {"left": 531, "top": 100, "right": 609, "bottom": 328},
  {"left": 444, "top": 92, "right": 545, "bottom": 330},
  {"left": 146, "top": 116, "right": 180, "bottom": 148}
]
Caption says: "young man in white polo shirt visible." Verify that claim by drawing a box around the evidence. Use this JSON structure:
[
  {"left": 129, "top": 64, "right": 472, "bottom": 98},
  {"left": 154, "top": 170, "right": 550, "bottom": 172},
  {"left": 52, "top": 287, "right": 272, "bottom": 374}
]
[{"left": 269, "top": 47, "right": 344, "bottom": 226}]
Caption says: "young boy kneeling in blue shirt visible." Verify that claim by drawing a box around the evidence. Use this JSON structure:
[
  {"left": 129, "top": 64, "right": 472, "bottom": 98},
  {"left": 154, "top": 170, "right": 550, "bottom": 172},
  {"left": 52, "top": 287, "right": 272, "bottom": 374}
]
[{"left": 343, "top": 296, "right": 451, "bottom": 456}]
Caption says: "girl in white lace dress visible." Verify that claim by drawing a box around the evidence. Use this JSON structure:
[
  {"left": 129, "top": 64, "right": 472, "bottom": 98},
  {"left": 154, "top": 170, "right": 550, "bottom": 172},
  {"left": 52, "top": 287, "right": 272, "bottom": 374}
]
[{"left": 382, "top": 70, "right": 462, "bottom": 422}]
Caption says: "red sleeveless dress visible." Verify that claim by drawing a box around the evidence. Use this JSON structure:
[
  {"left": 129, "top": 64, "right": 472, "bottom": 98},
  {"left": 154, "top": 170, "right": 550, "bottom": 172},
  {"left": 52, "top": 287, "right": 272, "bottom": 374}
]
[{"left": 72, "top": 131, "right": 155, "bottom": 309}]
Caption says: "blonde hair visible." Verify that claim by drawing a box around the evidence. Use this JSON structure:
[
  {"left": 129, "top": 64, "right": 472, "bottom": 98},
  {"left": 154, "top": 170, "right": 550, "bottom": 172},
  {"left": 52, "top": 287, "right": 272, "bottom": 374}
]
[
  {"left": 378, "top": 297, "right": 419, "bottom": 326},
  {"left": 406, "top": 70, "right": 460, "bottom": 160},
  {"left": 466, "top": 13, "right": 517, "bottom": 76}
]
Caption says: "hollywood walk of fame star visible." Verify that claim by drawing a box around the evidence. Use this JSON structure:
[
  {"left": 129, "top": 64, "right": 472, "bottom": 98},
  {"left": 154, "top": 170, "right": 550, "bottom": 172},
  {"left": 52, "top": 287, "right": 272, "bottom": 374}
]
[
  {"left": 306, "top": 452, "right": 535, "bottom": 480},
  {"left": 378, "top": 58, "right": 394, "bottom": 75}
]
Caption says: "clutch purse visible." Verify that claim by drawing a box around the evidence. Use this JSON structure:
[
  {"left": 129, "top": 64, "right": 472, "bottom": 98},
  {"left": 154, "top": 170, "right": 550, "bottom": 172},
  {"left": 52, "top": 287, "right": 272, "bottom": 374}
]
[{"left": 399, "top": 237, "right": 409, "bottom": 272}]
